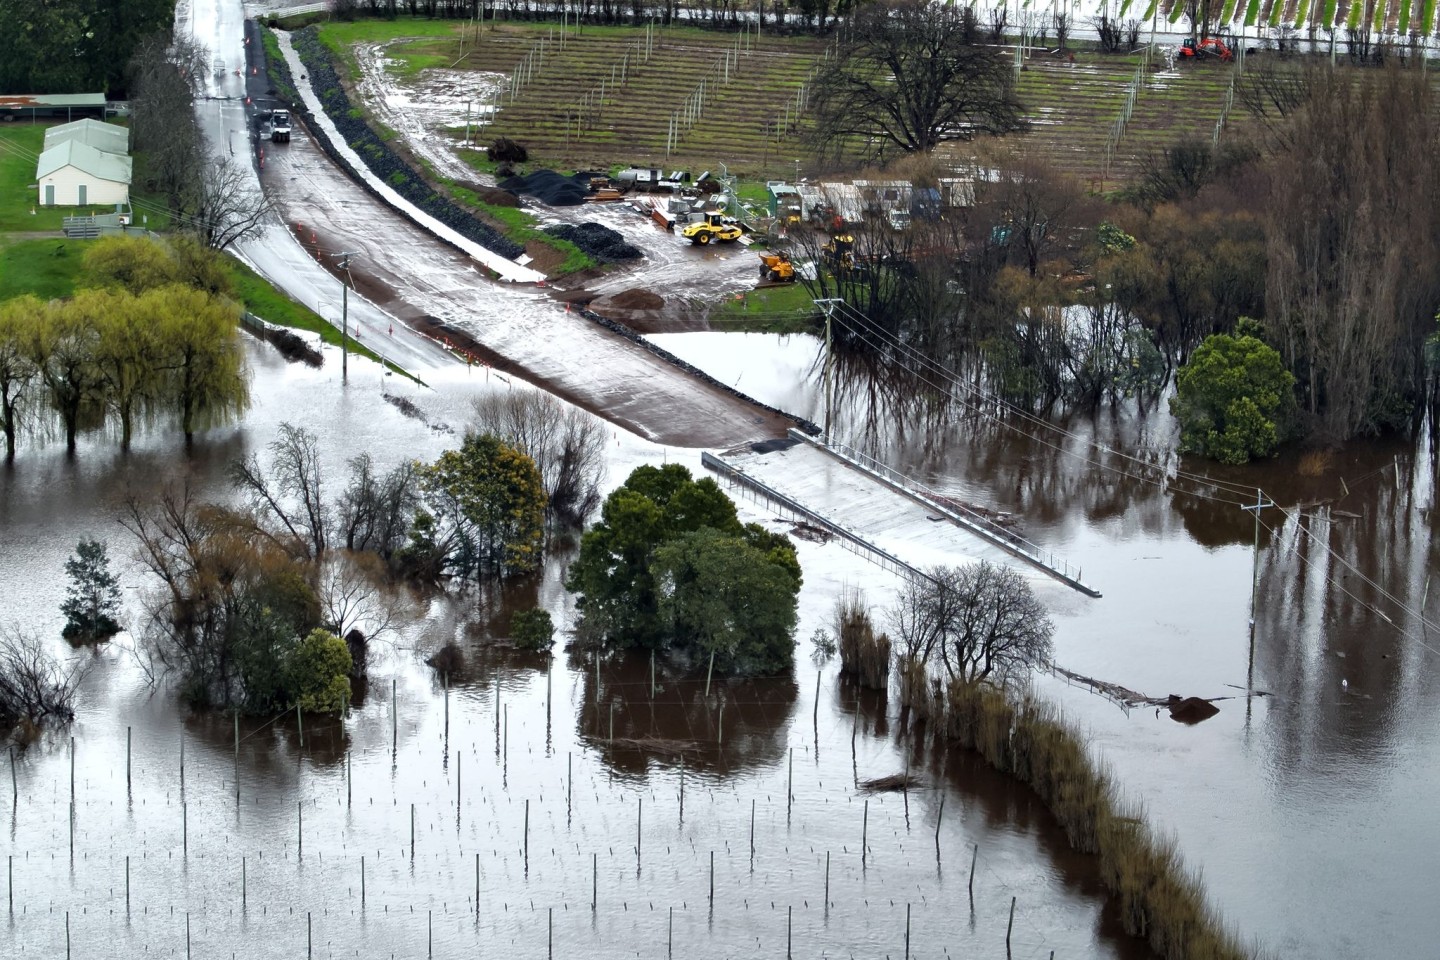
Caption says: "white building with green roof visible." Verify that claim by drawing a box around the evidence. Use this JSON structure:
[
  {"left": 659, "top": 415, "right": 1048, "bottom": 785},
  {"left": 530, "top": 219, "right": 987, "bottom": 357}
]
[{"left": 36, "top": 137, "right": 132, "bottom": 207}]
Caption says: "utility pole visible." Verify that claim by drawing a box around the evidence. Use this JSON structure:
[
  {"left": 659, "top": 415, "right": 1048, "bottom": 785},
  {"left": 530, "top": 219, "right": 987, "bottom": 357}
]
[
  {"left": 331, "top": 252, "right": 360, "bottom": 382},
  {"left": 813, "top": 299, "right": 841, "bottom": 438},
  {"left": 1239, "top": 487, "right": 1274, "bottom": 714}
]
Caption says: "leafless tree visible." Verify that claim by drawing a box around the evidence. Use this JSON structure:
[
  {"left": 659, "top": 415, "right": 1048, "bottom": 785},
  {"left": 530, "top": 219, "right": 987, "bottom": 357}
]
[
  {"left": 228, "top": 422, "right": 328, "bottom": 560},
  {"left": 317, "top": 552, "right": 398, "bottom": 642},
  {"left": 0, "top": 627, "right": 91, "bottom": 728},
  {"left": 335, "top": 453, "right": 421, "bottom": 557},
  {"left": 471, "top": 391, "right": 607, "bottom": 525},
  {"left": 1264, "top": 65, "right": 1440, "bottom": 440},
  {"left": 809, "top": 0, "right": 1024, "bottom": 162},
  {"left": 192, "top": 157, "right": 276, "bottom": 251},
  {"left": 891, "top": 562, "right": 1053, "bottom": 686}
]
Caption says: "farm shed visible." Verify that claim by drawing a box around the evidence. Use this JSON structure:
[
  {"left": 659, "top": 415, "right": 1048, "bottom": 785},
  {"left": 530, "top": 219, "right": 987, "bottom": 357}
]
[{"left": 36, "top": 139, "right": 132, "bottom": 206}]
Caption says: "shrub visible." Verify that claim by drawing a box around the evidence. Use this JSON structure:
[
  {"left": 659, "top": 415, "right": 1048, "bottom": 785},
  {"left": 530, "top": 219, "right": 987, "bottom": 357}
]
[
  {"left": 835, "top": 590, "right": 890, "bottom": 689},
  {"left": 511, "top": 608, "right": 555, "bottom": 652},
  {"left": 287, "top": 629, "right": 352, "bottom": 713},
  {"left": 1171, "top": 330, "right": 1296, "bottom": 464},
  {"left": 487, "top": 138, "right": 528, "bottom": 163},
  {"left": 427, "top": 641, "right": 465, "bottom": 675}
]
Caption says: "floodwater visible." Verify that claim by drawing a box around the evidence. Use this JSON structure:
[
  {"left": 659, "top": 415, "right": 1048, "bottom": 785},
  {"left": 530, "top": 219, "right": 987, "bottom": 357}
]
[
  {"left": 1, "top": 341, "right": 1152, "bottom": 959},
  {"left": 651, "top": 331, "right": 1440, "bottom": 959}
]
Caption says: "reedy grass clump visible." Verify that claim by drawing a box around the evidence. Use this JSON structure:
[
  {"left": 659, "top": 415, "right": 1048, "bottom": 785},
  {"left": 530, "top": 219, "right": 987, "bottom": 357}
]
[
  {"left": 942, "top": 677, "right": 1254, "bottom": 960},
  {"left": 835, "top": 590, "right": 890, "bottom": 690}
]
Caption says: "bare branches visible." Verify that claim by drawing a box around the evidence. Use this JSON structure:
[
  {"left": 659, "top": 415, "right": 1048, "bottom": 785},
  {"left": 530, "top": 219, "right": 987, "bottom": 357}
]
[
  {"left": 228, "top": 422, "right": 327, "bottom": 560},
  {"left": 891, "top": 562, "right": 1053, "bottom": 687},
  {"left": 195, "top": 157, "right": 277, "bottom": 251},
  {"left": 809, "top": 0, "right": 1023, "bottom": 161},
  {"left": 0, "top": 628, "right": 92, "bottom": 728},
  {"left": 471, "top": 391, "right": 607, "bottom": 526}
]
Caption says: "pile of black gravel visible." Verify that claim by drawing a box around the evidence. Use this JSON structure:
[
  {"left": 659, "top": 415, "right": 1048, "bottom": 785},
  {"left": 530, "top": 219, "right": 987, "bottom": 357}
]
[
  {"left": 290, "top": 28, "right": 524, "bottom": 262},
  {"left": 543, "top": 223, "right": 641, "bottom": 263},
  {"left": 499, "top": 170, "right": 591, "bottom": 206}
]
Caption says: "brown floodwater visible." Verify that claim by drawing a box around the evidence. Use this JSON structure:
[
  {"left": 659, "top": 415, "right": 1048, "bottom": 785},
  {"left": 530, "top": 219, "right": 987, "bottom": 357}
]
[
  {"left": 649, "top": 330, "right": 1440, "bottom": 959},
  {"left": 0, "top": 341, "right": 1155, "bottom": 959}
]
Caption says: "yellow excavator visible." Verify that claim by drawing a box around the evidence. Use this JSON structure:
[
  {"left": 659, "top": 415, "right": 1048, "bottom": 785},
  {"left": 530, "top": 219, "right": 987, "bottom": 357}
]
[
  {"left": 682, "top": 211, "right": 743, "bottom": 245},
  {"left": 757, "top": 251, "right": 796, "bottom": 283}
]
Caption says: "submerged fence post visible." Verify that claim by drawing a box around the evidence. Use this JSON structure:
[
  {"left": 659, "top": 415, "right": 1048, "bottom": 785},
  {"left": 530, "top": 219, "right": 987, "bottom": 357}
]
[
  {"left": 524, "top": 798, "right": 530, "bottom": 865},
  {"left": 242, "top": 856, "right": 247, "bottom": 910},
  {"left": 392, "top": 678, "right": 398, "bottom": 752},
  {"left": 567, "top": 752, "right": 573, "bottom": 816},
  {"left": 905, "top": 903, "right": 911, "bottom": 960},
  {"left": 935, "top": 796, "right": 944, "bottom": 857},
  {"left": 475, "top": 853, "right": 480, "bottom": 914},
  {"left": 861, "top": 799, "right": 868, "bottom": 867},
  {"left": 824, "top": 850, "right": 830, "bottom": 906},
  {"left": 787, "top": 748, "right": 793, "bottom": 813},
  {"left": 125, "top": 855, "right": 129, "bottom": 912},
  {"left": 968, "top": 844, "right": 978, "bottom": 905},
  {"left": 709, "top": 850, "right": 715, "bottom": 905},
  {"left": 636, "top": 796, "right": 642, "bottom": 870},
  {"left": 592, "top": 852, "right": 597, "bottom": 910},
  {"left": 411, "top": 803, "right": 415, "bottom": 858},
  {"left": 298, "top": 801, "right": 304, "bottom": 859},
  {"left": 1006, "top": 896, "right": 1016, "bottom": 954},
  {"left": 787, "top": 904, "right": 793, "bottom": 959},
  {"left": 750, "top": 799, "right": 755, "bottom": 866},
  {"left": 361, "top": 855, "right": 365, "bottom": 906},
  {"left": 124, "top": 732, "right": 130, "bottom": 792},
  {"left": 297, "top": 703, "right": 303, "bottom": 748}
]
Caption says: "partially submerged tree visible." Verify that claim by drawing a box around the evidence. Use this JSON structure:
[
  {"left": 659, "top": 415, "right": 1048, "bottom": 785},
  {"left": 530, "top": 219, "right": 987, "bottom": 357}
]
[
  {"left": 471, "top": 391, "right": 607, "bottom": 526},
  {"left": 567, "top": 464, "right": 801, "bottom": 673},
  {"left": 891, "top": 562, "right": 1053, "bottom": 686},
  {"left": 510, "top": 608, "right": 555, "bottom": 652},
  {"left": 809, "top": 0, "right": 1023, "bottom": 162},
  {"left": 1170, "top": 330, "right": 1296, "bottom": 464},
  {"left": 0, "top": 628, "right": 91, "bottom": 729},
  {"left": 61, "top": 539, "right": 123, "bottom": 642},
  {"left": 415, "top": 433, "right": 546, "bottom": 579}
]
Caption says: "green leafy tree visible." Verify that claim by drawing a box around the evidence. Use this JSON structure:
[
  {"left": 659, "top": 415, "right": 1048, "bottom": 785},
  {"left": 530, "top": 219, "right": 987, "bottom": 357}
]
[
  {"left": 0, "top": 296, "right": 41, "bottom": 461},
  {"left": 566, "top": 464, "right": 740, "bottom": 650},
  {"left": 61, "top": 539, "right": 122, "bottom": 642},
  {"left": 567, "top": 465, "right": 803, "bottom": 673},
  {"left": 1170, "top": 331, "right": 1296, "bottom": 464},
  {"left": 651, "top": 529, "right": 800, "bottom": 674},
  {"left": 286, "top": 629, "right": 352, "bottom": 713},
  {"left": 151, "top": 285, "right": 250, "bottom": 442},
  {"left": 420, "top": 434, "right": 546, "bottom": 578},
  {"left": 93, "top": 290, "right": 164, "bottom": 448},
  {"left": 511, "top": 608, "right": 555, "bottom": 652}
]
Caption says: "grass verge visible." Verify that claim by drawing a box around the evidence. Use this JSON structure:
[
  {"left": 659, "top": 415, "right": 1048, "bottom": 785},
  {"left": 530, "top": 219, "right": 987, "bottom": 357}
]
[
  {"left": 707, "top": 280, "right": 819, "bottom": 333},
  {"left": 942, "top": 679, "right": 1254, "bottom": 960},
  {"left": 224, "top": 255, "right": 421, "bottom": 383}
]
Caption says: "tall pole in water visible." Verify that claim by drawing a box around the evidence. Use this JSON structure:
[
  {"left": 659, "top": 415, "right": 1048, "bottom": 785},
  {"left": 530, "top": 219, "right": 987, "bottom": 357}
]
[
  {"left": 332, "top": 252, "right": 360, "bottom": 382},
  {"left": 1239, "top": 487, "right": 1274, "bottom": 713}
]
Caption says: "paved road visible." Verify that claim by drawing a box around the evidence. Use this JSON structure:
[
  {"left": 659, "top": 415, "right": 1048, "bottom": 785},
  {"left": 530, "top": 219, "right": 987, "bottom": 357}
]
[
  {"left": 180, "top": 0, "right": 455, "bottom": 374},
  {"left": 179, "top": 0, "right": 800, "bottom": 445}
]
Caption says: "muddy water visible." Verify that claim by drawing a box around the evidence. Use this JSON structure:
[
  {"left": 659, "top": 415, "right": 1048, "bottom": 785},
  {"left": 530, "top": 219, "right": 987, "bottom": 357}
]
[
  {"left": 1, "top": 341, "right": 1150, "bottom": 959},
  {"left": 650, "top": 331, "right": 1440, "bottom": 959}
]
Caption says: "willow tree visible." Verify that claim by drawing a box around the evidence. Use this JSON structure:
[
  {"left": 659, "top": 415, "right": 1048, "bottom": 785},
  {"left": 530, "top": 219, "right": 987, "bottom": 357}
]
[
  {"left": 151, "top": 285, "right": 250, "bottom": 442},
  {"left": 809, "top": 0, "right": 1023, "bottom": 162},
  {"left": 0, "top": 296, "right": 41, "bottom": 461},
  {"left": 31, "top": 296, "right": 104, "bottom": 452},
  {"left": 93, "top": 289, "right": 165, "bottom": 448}
]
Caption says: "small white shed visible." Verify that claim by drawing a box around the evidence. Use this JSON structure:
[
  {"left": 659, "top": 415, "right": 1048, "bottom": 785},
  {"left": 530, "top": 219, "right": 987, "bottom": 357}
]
[{"left": 36, "top": 140, "right": 132, "bottom": 206}]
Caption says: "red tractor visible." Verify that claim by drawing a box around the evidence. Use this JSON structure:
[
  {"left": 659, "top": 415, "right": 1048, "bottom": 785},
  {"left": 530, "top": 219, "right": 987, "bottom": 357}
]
[{"left": 1178, "top": 37, "right": 1234, "bottom": 61}]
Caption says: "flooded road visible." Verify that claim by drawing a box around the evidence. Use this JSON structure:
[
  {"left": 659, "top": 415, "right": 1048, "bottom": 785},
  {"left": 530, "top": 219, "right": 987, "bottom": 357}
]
[{"left": 1, "top": 341, "right": 1148, "bottom": 960}]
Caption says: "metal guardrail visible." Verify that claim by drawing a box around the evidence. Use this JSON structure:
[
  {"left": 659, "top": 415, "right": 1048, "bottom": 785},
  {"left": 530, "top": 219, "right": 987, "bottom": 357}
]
[
  {"left": 787, "top": 429, "right": 1102, "bottom": 598},
  {"left": 700, "top": 451, "right": 931, "bottom": 584}
]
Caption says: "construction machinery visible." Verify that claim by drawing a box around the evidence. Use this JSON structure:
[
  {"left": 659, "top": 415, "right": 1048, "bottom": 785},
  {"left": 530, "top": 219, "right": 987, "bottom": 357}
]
[
  {"left": 757, "top": 251, "right": 796, "bottom": 283},
  {"left": 681, "top": 211, "right": 743, "bottom": 246},
  {"left": 1177, "top": 37, "right": 1233, "bottom": 61},
  {"left": 270, "top": 109, "right": 291, "bottom": 143},
  {"left": 822, "top": 233, "right": 855, "bottom": 271}
]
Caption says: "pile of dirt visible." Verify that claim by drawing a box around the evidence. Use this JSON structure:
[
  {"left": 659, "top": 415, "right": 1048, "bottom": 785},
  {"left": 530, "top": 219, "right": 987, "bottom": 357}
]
[
  {"left": 608, "top": 288, "right": 664, "bottom": 310},
  {"left": 455, "top": 179, "right": 520, "bottom": 207},
  {"left": 543, "top": 222, "right": 641, "bottom": 263},
  {"left": 499, "top": 169, "right": 591, "bottom": 205}
]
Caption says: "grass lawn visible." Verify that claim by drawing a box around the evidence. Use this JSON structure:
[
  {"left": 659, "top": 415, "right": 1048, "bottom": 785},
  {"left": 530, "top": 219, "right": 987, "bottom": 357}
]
[
  {"left": 0, "top": 236, "right": 87, "bottom": 301},
  {"left": 0, "top": 125, "right": 76, "bottom": 232},
  {"left": 706, "top": 279, "right": 819, "bottom": 334},
  {"left": 224, "top": 254, "right": 422, "bottom": 379}
]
